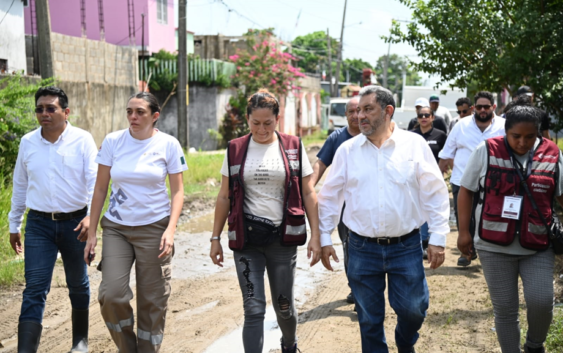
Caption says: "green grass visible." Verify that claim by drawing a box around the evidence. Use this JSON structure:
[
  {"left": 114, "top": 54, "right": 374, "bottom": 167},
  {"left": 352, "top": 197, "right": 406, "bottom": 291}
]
[
  {"left": 0, "top": 180, "right": 25, "bottom": 287},
  {"left": 183, "top": 151, "right": 224, "bottom": 200},
  {"left": 547, "top": 307, "right": 563, "bottom": 351},
  {"left": 301, "top": 130, "right": 328, "bottom": 147}
]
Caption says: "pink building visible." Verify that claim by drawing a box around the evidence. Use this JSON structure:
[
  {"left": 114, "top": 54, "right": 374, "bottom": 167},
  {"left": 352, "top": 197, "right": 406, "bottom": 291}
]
[{"left": 24, "top": 0, "right": 176, "bottom": 54}]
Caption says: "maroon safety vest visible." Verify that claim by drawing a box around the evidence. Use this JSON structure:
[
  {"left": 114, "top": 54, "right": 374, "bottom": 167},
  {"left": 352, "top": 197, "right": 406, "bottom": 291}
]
[
  {"left": 226, "top": 132, "right": 307, "bottom": 250},
  {"left": 479, "top": 136, "right": 559, "bottom": 250}
]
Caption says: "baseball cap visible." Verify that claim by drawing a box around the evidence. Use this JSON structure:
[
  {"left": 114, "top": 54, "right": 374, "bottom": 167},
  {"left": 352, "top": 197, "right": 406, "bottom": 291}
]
[
  {"left": 429, "top": 95, "right": 440, "bottom": 103},
  {"left": 516, "top": 85, "right": 533, "bottom": 97},
  {"left": 414, "top": 97, "right": 430, "bottom": 107}
]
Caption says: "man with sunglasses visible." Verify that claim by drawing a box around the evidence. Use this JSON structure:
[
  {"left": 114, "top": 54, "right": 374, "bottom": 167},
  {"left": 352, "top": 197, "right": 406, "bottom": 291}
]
[
  {"left": 8, "top": 86, "right": 97, "bottom": 352},
  {"left": 449, "top": 97, "right": 474, "bottom": 132},
  {"left": 438, "top": 91, "right": 505, "bottom": 267}
]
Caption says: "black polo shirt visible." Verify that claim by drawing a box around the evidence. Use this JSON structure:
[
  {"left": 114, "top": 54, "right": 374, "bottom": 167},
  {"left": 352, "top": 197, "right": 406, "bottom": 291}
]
[{"left": 411, "top": 127, "right": 447, "bottom": 163}]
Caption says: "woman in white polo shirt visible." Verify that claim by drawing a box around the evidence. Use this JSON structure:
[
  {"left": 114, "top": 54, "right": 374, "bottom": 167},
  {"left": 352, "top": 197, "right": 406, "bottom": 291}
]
[{"left": 84, "top": 92, "right": 187, "bottom": 352}]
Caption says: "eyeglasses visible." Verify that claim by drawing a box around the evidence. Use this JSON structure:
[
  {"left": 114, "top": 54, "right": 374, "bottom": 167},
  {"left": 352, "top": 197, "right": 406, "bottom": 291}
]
[
  {"left": 475, "top": 104, "right": 492, "bottom": 111},
  {"left": 417, "top": 113, "right": 432, "bottom": 119},
  {"left": 456, "top": 109, "right": 470, "bottom": 114},
  {"left": 35, "top": 106, "right": 58, "bottom": 114}
]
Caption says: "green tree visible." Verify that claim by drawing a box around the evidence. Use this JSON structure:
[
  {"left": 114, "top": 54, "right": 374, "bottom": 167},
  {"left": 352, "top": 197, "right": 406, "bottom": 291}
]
[
  {"left": 374, "top": 54, "right": 421, "bottom": 94},
  {"left": 342, "top": 58, "right": 374, "bottom": 84},
  {"left": 291, "top": 31, "right": 338, "bottom": 75},
  {"left": 391, "top": 0, "right": 563, "bottom": 120}
]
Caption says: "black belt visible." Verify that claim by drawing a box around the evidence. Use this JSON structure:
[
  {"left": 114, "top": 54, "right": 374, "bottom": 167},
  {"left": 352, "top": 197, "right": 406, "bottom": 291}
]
[
  {"left": 29, "top": 206, "right": 88, "bottom": 221},
  {"left": 352, "top": 228, "right": 419, "bottom": 245}
]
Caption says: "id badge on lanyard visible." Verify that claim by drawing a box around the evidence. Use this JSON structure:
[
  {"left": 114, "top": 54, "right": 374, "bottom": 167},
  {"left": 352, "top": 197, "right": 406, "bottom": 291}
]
[{"left": 502, "top": 195, "right": 523, "bottom": 220}]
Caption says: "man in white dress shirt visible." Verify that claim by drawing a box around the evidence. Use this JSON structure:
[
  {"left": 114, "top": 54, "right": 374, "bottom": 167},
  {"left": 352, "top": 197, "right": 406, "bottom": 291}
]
[
  {"left": 8, "top": 87, "right": 97, "bottom": 353},
  {"left": 318, "top": 85, "right": 450, "bottom": 353}
]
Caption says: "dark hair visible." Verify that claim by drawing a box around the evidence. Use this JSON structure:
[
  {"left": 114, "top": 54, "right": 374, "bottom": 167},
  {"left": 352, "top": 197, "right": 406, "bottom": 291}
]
[
  {"left": 474, "top": 91, "right": 494, "bottom": 105},
  {"left": 418, "top": 106, "right": 434, "bottom": 115},
  {"left": 505, "top": 105, "right": 541, "bottom": 132},
  {"left": 358, "top": 85, "right": 396, "bottom": 119},
  {"left": 35, "top": 86, "right": 69, "bottom": 109},
  {"left": 128, "top": 92, "right": 161, "bottom": 126},
  {"left": 513, "top": 94, "right": 533, "bottom": 107},
  {"left": 246, "top": 89, "right": 280, "bottom": 117},
  {"left": 503, "top": 101, "right": 516, "bottom": 114},
  {"left": 455, "top": 97, "right": 471, "bottom": 107}
]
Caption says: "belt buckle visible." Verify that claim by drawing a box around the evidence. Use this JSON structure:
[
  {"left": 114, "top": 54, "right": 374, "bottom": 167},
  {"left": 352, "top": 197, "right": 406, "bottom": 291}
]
[
  {"left": 377, "top": 237, "right": 390, "bottom": 245},
  {"left": 51, "top": 212, "right": 57, "bottom": 221}
]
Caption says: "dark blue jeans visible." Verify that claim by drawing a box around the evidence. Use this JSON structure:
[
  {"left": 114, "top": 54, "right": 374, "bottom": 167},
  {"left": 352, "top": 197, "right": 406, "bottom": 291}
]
[
  {"left": 347, "top": 231, "right": 428, "bottom": 352},
  {"left": 20, "top": 211, "right": 90, "bottom": 324}
]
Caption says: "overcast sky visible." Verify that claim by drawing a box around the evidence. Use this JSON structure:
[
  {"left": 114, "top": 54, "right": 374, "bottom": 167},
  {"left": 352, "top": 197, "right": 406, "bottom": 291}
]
[{"left": 177, "top": 0, "right": 418, "bottom": 68}]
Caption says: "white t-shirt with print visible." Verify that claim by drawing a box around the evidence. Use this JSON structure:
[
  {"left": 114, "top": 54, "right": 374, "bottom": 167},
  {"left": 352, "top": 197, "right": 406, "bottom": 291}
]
[
  {"left": 220, "top": 137, "right": 313, "bottom": 226},
  {"left": 96, "top": 129, "right": 188, "bottom": 226}
]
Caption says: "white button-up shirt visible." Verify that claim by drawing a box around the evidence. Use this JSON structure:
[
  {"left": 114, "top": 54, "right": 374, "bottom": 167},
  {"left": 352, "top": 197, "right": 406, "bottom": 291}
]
[
  {"left": 8, "top": 123, "right": 98, "bottom": 233},
  {"left": 438, "top": 116, "right": 505, "bottom": 185},
  {"left": 318, "top": 127, "right": 450, "bottom": 247}
]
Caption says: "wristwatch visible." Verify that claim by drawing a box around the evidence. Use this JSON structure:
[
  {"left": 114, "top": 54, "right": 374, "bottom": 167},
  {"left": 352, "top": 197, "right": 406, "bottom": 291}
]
[{"left": 210, "top": 236, "right": 221, "bottom": 242}]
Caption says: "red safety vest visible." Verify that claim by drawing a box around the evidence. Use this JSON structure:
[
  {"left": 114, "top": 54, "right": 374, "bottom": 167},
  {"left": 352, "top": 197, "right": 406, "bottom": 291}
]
[
  {"left": 479, "top": 136, "right": 559, "bottom": 250},
  {"left": 226, "top": 132, "right": 307, "bottom": 250}
]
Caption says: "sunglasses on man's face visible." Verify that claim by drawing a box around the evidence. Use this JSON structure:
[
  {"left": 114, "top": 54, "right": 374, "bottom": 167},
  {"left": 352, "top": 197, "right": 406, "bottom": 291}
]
[
  {"left": 475, "top": 104, "right": 492, "bottom": 111},
  {"left": 417, "top": 113, "right": 432, "bottom": 119},
  {"left": 456, "top": 109, "right": 470, "bottom": 114},
  {"left": 35, "top": 106, "right": 58, "bottom": 114}
]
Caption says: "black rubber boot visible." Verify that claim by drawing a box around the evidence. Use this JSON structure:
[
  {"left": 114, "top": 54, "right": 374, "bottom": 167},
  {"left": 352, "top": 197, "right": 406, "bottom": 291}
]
[
  {"left": 397, "top": 346, "right": 416, "bottom": 353},
  {"left": 17, "top": 321, "right": 42, "bottom": 353},
  {"left": 69, "top": 308, "right": 89, "bottom": 352},
  {"left": 280, "top": 338, "right": 301, "bottom": 353},
  {"left": 524, "top": 345, "right": 545, "bottom": 353}
]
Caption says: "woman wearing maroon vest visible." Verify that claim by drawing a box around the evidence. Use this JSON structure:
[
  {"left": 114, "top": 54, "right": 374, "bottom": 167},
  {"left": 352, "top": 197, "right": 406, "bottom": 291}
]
[
  {"left": 209, "top": 89, "right": 322, "bottom": 353},
  {"left": 457, "top": 105, "right": 563, "bottom": 353}
]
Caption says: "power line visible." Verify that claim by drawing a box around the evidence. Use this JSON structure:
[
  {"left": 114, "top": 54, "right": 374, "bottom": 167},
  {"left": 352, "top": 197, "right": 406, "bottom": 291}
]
[
  {"left": 0, "top": 0, "right": 16, "bottom": 27},
  {"left": 213, "top": 0, "right": 263, "bottom": 28}
]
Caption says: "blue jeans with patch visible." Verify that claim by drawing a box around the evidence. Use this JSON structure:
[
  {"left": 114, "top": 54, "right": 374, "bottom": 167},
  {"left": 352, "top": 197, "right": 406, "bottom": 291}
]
[
  {"left": 19, "top": 210, "right": 90, "bottom": 324},
  {"left": 347, "top": 231, "right": 428, "bottom": 352}
]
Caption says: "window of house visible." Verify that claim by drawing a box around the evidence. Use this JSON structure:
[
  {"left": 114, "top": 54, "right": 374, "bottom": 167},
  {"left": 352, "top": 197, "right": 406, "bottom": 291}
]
[
  {"left": 157, "top": 0, "right": 168, "bottom": 24},
  {"left": 0, "top": 59, "right": 8, "bottom": 74}
]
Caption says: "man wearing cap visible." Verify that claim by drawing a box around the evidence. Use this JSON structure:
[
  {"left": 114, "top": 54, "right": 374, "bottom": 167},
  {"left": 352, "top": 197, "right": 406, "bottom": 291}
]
[
  {"left": 429, "top": 94, "right": 453, "bottom": 128},
  {"left": 513, "top": 85, "right": 550, "bottom": 138},
  {"left": 407, "top": 97, "right": 448, "bottom": 134}
]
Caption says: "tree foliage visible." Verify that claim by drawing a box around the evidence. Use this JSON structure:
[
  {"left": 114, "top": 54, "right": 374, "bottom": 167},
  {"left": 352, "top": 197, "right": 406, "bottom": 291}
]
[
  {"left": 0, "top": 74, "right": 54, "bottom": 178},
  {"left": 291, "top": 31, "right": 338, "bottom": 75},
  {"left": 392, "top": 0, "right": 563, "bottom": 121}
]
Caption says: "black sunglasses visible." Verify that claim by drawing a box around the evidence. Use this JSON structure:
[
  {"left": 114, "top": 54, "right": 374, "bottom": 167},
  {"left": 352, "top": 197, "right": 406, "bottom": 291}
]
[
  {"left": 35, "top": 106, "right": 58, "bottom": 114},
  {"left": 475, "top": 104, "right": 492, "bottom": 111},
  {"left": 456, "top": 109, "right": 470, "bottom": 114},
  {"left": 417, "top": 113, "right": 432, "bottom": 119}
]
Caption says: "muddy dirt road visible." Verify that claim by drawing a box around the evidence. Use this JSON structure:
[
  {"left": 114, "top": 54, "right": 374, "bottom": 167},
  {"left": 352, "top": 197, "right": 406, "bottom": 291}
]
[{"left": 0, "top": 146, "right": 513, "bottom": 352}]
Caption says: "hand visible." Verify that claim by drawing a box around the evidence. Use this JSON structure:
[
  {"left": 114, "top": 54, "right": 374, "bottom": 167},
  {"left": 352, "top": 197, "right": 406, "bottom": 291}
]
[
  {"left": 10, "top": 233, "right": 23, "bottom": 255},
  {"left": 438, "top": 159, "right": 450, "bottom": 174},
  {"left": 83, "top": 233, "right": 97, "bottom": 265},
  {"left": 210, "top": 240, "right": 224, "bottom": 267},
  {"left": 427, "top": 245, "right": 445, "bottom": 269},
  {"left": 457, "top": 229, "right": 473, "bottom": 258},
  {"left": 75, "top": 216, "right": 90, "bottom": 242},
  {"left": 321, "top": 245, "right": 339, "bottom": 271},
  {"left": 307, "top": 236, "right": 322, "bottom": 267},
  {"left": 158, "top": 228, "right": 175, "bottom": 259}
]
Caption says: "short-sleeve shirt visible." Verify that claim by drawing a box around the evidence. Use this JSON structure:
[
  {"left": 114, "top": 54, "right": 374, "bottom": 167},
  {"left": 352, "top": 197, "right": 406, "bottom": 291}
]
[
  {"left": 220, "top": 137, "right": 313, "bottom": 226},
  {"left": 96, "top": 129, "right": 188, "bottom": 226},
  {"left": 411, "top": 127, "right": 447, "bottom": 163},
  {"left": 460, "top": 138, "right": 563, "bottom": 255},
  {"left": 316, "top": 127, "right": 353, "bottom": 167}
]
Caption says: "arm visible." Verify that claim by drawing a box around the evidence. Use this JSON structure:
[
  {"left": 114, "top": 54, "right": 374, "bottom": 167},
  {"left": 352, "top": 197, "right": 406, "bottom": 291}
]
[
  {"left": 83, "top": 165, "right": 111, "bottom": 264},
  {"left": 159, "top": 172, "right": 184, "bottom": 258},
  {"left": 75, "top": 135, "right": 99, "bottom": 241},
  {"left": 438, "top": 126, "right": 458, "bottom": 174},
  {"left": 457, "top": 186, "right": 474, "bottom": 257},
  {"left": 210, "top": 175, "right": 230, "bottom": 267},
  {"left": 302, "top": 175, "right": 321, "bottom": 266},
  {"left": 8, "top": 143, "right": 28, "bottom": 255},
  {"left": 310, "top": 159, "right": 328, "bottom": 187}
]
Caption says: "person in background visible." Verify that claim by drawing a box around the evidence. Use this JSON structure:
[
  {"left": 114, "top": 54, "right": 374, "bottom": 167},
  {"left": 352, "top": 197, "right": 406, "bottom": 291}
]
[
  {"left": 429, "top": 94, "right": 453, "bottom": 128},
  {"left": 411, "top": 106, "right": 447, "bottom": 259},
  {"left": 513, "top": 85, "right": 551, "bottom": 139},
  {"left": 408, "top": 97, "right": 448, "bottom": 134},
  {"left": 449, "top": 97, "right": 474, "bottom": 131},
  {"left": 458, "top": 105, "right": 561, "bottom": 353},
  {"left": 8, "top": 86, "right": 97, "bottom": 353},
  {"left": 310, "top": 95, "right": 360, "bottom": 305},
  {"left": 85, "top": 92, "right": 187, "bottom": 352},
  {"left": 209, "top": 89, "right": 322, "bottom": 353}
]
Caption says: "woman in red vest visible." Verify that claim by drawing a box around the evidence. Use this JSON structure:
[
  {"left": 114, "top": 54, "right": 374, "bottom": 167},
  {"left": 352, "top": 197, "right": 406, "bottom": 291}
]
[
  {"left": 457, "top": 105, "right": 563, "bottom": 353},
  {"left": 209, "top": 89, "right": 322, "bottom": 353}
]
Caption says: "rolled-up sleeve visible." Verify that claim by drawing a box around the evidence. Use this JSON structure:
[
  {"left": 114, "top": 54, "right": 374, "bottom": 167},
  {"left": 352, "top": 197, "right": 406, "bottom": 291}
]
[
  {"left": 418, "top": 143, "right": 450, "bottom": 247},
  {"left": 8, "top": 141, "right": 29, "bottom": 233},
  {"left": 317, "top": 145, "right": 347, "bottom": 247}
]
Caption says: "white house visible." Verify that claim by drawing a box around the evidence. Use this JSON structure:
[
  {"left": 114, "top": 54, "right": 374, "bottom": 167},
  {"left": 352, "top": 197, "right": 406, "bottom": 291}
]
[{"left": 0, "top": 0, "right": 27, "bottom": 74}]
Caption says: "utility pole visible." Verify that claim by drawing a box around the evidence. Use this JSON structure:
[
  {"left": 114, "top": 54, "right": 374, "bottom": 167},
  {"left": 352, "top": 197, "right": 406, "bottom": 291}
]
[
  {"left": 177, "top": 0, "right": 188, "bottom": 149},
  {"left": 326, "top": 28, "right": 333, "bottom": 97},
  {"left": 36, "top": 0, "right": 54, "bottom": 79},
  {"left": 334, "top": 0, "right": 348, "bottom": 98},
  {"left": 383, "top": 41, "right": 391, "bottom": 89}
]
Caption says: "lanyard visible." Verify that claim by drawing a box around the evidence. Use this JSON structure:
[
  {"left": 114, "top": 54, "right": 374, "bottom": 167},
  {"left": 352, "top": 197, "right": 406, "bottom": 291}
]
[{"left": 503, "top": 136, "right": 535, "bottom": 181}]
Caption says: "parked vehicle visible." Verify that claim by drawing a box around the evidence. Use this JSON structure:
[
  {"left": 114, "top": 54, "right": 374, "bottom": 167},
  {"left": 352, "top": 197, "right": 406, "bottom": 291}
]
[{"left": 328, "top": 97, "right": 350, "bottom": 134}]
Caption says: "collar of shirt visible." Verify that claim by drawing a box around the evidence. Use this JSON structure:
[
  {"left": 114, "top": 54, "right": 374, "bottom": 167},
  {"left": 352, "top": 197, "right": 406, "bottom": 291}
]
[
  {"left": 357, "top": 124, "right": 401, "bottom": 149},
  {"left": 471, "top": 115, "right": 499, "bottom": 133},
  {"left": 38, "top": 121, "right": 71, "bottom": 145}
]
